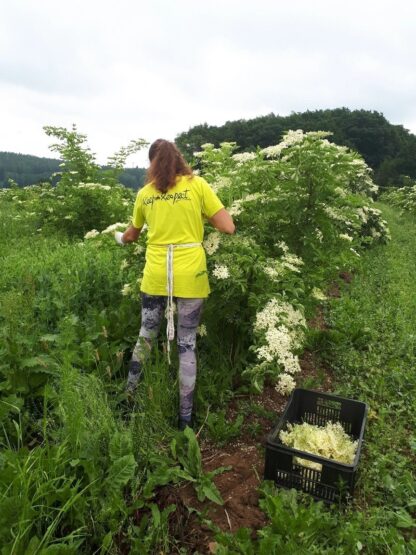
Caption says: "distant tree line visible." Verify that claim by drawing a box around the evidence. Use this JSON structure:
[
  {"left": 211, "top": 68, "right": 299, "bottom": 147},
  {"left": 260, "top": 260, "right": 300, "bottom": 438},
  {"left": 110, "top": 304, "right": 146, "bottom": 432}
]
[
  {"left": 175, "top": 108, "right": 416, "bottom": 187},
  {"left": 0, "top": 151, "right": 146, "bottom": 189},
  {"left": 4, "top": 109, "right": 416, "bottom": 189}
]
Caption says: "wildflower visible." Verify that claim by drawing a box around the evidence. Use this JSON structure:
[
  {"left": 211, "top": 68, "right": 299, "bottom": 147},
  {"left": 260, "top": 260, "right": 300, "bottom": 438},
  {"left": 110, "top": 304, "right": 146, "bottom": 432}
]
[
  {"left": 275, "top": 373, "right": 296, "bottom": 396},
  {"left": 197, "top": 324, "right": 207, "bottom": 337},
  {"left": 203, "top": 232, "right": 221, "bottom": 255},
  {"left": 339, "top": 233, "right": 353, "bottom": 242},
  {"left": 84, "top": 229, "right": 100, "bottom": 239},
  {"left": 212, "top": 264, "right": 230, "bottom": 279},
  {"left": 121, "top": 283, "right": 132, "bottom": 296}
]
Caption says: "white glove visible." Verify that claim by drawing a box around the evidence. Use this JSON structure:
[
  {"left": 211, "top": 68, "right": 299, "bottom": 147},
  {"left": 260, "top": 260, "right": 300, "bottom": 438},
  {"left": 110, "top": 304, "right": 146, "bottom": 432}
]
[{"left": 114, "top": 231, "right": 125, "bottom": 245}]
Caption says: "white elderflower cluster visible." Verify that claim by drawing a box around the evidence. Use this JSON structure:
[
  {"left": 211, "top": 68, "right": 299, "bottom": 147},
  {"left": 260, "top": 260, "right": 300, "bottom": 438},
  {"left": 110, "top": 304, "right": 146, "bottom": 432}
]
[
  {"left": 281, "top": 252, "right": 304, "bottom": 273},
  {"left": 356, "top": 207, "right": 368, "bottom": 223},
  {"left": 101, "top": 222, "right": 128, "bottom": 234},
  {"left": 84, "top": 229, "right": 100, "bottom": 239},
  {"left": 339, "top": 233, "right": 353, "bottom": 242},
  {"left": 120, "top": 259, "right": 129, "bottom": 270},
  {"left": 228, "top": 192, "right": 265, "bottom": 217},
  {"left": 276, "top": 240, "right": 289, "bottom": 253},
  {"left": 203, "top": 232, "right": 221, "bottom": 255},
  {"left": 264, "top": 266, "right": 280, "bottom": 279},
  {"left": 77, "top": 183, "right": 111, "bottom": 191},
  {"left": 212, "top": 264, "right": 230, "bottom": 279},
  {"left": 228, "top": 199, "right": 243, "bottom": 216},
  {"left": 275, "top": 373, "right": 296, "bottom": 396},
  {"left": 315, "top": 228, "right": 324, "bottom": 242},
  {"left": 312, "top": 288, "right": 327, "bottom": 301},
  {"left": 134, "top": 244, "right": 144, "bottom": 255},
  {"left": 334, "top": 186, "right": 347, "bottom": 198},
  {"left": 197, "top": 324, "right": 207, "bottom": 337},
  {"left": 351, "top": 158, "right": 367, "bottom": 168},
  {"left": 211, "top": 176, "right": 232, "bottom": 193},
  {"left": 232, "top": 152, "right": 257, "bottom": 164},
  {"left": 263, "top": 250, "right": 303, "bottom": 282},
  {"left": 121, "top": 283, "right": 132, "bottom": 296},
  {"left": 261, "top": 130, "right": 305, "bottom": 158},
  {"left": 243, "top": 192, "right": 265, "bottom": 203},
  {"left": 256, "top": 326, "right": 302, "bottom": 374},
  {"left": 254, "top": 298, "right": 306, "bottom": 333},
  {"left": 261, "top": 144, "right": 285, "bottom": 158},
  {"left": 323, "top": 205, "right": 344, "bottom": 221}
]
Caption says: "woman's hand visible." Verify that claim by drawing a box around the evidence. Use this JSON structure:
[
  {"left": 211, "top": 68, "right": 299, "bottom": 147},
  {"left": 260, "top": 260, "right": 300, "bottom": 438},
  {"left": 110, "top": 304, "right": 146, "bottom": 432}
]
[
  {"left": 114, "top": 225, "right": 142, "bottom": 245},
  {"left": 114, "top": 231, "right": 125, "bottom": 245}
]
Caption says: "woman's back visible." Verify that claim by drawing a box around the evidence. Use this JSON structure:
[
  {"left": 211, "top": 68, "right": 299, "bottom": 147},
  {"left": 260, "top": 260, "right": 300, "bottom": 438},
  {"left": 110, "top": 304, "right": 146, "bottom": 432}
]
[
  {"left": 133, "top": 174, "right": 223, "bottom": 298},
  {"left": 132, "top": 174, "right": 223, "bottom": 245}
]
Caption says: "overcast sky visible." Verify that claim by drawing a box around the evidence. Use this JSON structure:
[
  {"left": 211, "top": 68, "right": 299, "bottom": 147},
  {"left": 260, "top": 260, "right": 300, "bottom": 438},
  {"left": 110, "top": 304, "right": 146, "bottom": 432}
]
[{"left": 1, "top": 0, "right": 415, "bottom": 167}]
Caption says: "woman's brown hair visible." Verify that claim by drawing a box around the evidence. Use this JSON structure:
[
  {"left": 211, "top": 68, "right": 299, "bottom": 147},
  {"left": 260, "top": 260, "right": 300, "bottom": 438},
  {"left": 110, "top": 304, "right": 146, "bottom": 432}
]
[{"left": 146, "top": 139, "right": 193, "bottom": 193}]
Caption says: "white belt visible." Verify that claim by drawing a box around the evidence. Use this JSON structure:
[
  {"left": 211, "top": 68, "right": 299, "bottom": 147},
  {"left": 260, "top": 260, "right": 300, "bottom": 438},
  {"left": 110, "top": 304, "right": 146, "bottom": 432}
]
[{"left": 153, "top": 242, "right": 201, "bottom": 363}]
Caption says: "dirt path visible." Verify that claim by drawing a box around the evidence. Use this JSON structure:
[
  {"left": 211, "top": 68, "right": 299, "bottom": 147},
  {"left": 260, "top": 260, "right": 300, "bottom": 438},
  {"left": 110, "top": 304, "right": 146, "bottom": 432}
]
[{"left": 162, "top": 314, "right": 336, "bottom": 554}]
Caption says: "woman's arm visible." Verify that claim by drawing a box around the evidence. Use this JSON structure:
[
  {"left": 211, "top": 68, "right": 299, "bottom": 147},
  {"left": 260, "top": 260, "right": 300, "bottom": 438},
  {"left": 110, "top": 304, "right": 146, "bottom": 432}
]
[{"left": 208, "top": 208, "right": 235, "bottom": 234}]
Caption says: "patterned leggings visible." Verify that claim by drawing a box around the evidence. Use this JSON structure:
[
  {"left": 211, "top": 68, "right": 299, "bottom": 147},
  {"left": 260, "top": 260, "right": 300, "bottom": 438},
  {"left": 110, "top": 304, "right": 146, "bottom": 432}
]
[{"left": 127, "top": 293, "right": 204, "bottom": 421}]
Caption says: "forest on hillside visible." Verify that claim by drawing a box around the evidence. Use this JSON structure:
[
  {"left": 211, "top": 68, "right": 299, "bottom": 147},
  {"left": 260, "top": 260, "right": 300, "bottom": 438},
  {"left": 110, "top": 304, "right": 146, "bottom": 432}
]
[
  {"left": 0, "top": 151, "right": 146, "bottom": 189},
  {"left": 175, "top": 108, "right": 416, "bottom": 187}
]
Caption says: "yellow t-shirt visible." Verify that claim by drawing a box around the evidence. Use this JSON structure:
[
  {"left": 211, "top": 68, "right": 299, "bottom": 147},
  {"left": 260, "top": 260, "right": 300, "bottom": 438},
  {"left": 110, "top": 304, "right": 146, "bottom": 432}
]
[{"left": 132, "top": 174, "right": 224, "bottom": 298}]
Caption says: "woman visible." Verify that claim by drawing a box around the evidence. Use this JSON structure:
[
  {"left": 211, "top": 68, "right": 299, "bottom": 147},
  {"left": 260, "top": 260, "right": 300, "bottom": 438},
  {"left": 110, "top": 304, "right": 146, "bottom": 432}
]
[{"left": 115, "top": 139, "right": 235, "bottom": 430}]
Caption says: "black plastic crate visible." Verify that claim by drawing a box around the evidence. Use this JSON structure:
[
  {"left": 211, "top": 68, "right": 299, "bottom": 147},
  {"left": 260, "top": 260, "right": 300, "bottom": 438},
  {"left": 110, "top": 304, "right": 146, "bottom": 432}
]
[{"left": 264, "top": 388, "right": 368, "bottom": 503}]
